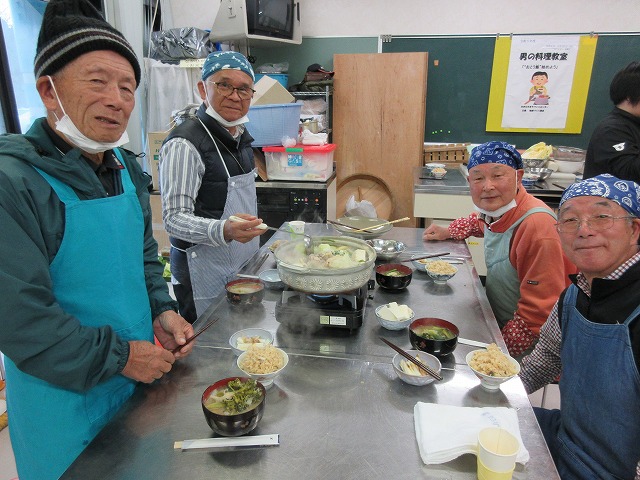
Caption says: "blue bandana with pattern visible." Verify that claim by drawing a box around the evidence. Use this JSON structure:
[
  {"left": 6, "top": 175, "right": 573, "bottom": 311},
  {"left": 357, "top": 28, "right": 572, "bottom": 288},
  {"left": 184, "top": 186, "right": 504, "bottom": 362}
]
[
  {"left": 467, "top": 141, "right": 524, "bottom": 171},
  {"left": 201, "top": 51, "right": 255, "bottom": 82},
  {"left": 560, "top": 173, "right": 640, "bottom": 217}
]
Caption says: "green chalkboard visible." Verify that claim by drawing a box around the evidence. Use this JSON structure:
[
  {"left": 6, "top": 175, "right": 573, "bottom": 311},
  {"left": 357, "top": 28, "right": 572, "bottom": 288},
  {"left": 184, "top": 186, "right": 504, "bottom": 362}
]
[{"left": 383, "top": 34, "right": 640, "bottom": 149}]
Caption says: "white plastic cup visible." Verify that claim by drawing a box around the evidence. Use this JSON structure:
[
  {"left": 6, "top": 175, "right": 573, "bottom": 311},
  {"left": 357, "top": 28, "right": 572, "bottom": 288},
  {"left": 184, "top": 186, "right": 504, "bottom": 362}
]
[
  {"left": 289, "top": 221, "right": 305, "bottom": 236},
  {"left": 477, "top": 427, "right": 519, "bottom": 479}
]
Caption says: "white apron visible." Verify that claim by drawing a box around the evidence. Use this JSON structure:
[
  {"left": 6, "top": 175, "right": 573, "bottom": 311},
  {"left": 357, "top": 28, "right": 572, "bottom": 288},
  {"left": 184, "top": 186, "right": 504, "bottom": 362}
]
[{"left": 187, "top": 119, "right": 259, "bottom": 316}]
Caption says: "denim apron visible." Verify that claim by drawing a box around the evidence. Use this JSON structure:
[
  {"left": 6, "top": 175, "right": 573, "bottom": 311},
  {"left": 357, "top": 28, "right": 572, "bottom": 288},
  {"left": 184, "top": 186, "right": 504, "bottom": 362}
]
[
  {"left": 554, "top": 285, "right": 640, "bottom": 479},
  {"left": 187, "top": 119, "right": 259, "bottom": 317},
  {"left": 484, "top": 207, "right": 554, "bottom": 327},
  {"left": 5, "top": 150, "right": 153, "bottom": 480}
]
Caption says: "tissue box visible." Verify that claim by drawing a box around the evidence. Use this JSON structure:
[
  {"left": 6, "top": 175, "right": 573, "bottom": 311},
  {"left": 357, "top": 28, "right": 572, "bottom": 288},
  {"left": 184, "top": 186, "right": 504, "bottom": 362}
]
[{"left": 262, "top": 144, "right": 336, "bottom": 181}]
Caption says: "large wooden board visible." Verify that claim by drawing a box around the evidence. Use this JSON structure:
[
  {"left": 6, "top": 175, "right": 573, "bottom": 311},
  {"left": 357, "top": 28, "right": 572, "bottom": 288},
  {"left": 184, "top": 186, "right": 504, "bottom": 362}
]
[{"left": 333, "top": 53, "right": 428, "bottom": 225}]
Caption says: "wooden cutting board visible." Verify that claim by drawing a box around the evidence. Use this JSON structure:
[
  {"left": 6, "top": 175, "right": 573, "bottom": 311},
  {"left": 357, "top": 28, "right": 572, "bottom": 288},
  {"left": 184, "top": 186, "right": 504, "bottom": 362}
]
[
  {"left": 333, "top": 52, "right": 428, "bottom": 226},
  {"left": 336, "top": 174, "right": 393, "bottom": 219}
]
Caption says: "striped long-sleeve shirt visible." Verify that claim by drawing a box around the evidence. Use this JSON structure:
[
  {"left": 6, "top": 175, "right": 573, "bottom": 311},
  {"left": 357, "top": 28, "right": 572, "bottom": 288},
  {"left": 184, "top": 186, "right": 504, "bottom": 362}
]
[{"left": 158, "top": 137, "right": 227, "bottom": 248}]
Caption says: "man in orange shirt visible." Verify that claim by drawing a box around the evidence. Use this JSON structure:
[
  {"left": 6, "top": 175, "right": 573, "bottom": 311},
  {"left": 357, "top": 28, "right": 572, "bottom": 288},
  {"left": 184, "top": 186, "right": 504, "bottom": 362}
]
[{"left": 423, "top": 141, "right": 575, "bottom": 357}]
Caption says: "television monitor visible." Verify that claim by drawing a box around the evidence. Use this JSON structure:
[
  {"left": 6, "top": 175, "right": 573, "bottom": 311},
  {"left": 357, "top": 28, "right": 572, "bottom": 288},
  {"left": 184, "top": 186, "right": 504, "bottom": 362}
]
[{"left": 246, "top": 0, "right": 296, "bottom": 40}]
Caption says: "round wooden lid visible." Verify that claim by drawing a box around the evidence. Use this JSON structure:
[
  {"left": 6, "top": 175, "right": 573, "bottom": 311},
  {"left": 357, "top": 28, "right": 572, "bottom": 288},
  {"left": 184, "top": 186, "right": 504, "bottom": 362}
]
[{"left": 337, "top": 174, "right": 393, "bottom": 219}]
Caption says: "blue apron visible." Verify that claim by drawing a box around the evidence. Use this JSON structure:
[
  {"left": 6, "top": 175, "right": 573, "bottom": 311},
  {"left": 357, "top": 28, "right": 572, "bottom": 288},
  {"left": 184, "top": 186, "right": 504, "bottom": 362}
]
[
  {"left": 5, "top": 150, "right": 153, "bottom": 480},
  {"left": 484, "top": 207, "right": 554, "bottom": 327},
  {"left": 555, "top": 285, "right": 640, "bottom": 479}
]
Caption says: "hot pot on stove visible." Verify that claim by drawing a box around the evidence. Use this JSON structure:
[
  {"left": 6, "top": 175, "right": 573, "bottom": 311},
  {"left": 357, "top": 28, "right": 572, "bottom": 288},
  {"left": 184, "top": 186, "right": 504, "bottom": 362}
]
[{"left": 272, "top": 236, "right": 377, "bottom": 331}]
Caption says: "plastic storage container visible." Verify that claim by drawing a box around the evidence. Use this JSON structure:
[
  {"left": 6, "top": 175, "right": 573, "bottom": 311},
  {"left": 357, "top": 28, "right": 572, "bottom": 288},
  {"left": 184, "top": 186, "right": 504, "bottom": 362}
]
[
  {"left": 262, "top": 144, "right": 336, "bottom": 181},
  {"left": 247, "top": 103, "right": 302, "bottom": 147},
  {"left": 254, "top": 73, "right": 288, "bottom": 88}
]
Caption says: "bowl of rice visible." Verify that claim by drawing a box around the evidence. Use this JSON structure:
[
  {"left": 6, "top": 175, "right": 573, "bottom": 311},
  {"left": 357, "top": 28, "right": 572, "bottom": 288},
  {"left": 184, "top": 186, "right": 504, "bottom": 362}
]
[
  {"left": 237, "top": 344, "right": 289, "bottom": 389},
  {"left": 466, "top": 344, "right": 520, "bottom": 391},
  {"left": 424, "top": 259, "right": 458, "bottom": 284}
]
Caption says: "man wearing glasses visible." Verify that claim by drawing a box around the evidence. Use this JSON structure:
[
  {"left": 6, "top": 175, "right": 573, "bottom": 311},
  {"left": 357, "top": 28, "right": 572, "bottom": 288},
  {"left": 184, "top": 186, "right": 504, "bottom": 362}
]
[
  {"left": 519, "top": 174, "right": 640, "bottom": 480},
  {"left": 159, "top": 51, "right": 265, "bottom": 323}
]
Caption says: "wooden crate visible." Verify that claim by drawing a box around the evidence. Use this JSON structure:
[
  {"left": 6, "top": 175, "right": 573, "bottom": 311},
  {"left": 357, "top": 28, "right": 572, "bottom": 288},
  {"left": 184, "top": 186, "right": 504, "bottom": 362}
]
[{"left": 423, "top": 143, "right": 470, "bottom": 165}]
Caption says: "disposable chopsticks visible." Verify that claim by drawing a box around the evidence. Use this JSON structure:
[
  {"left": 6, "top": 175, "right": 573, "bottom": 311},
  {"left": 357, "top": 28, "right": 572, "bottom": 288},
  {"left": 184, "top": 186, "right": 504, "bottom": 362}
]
[
  {"left": 398, "top": 252, "right": 450, "bottom": 263},
  {"left": 349, "top": 217, "right": 410, "bottom": 233},
  {"left": 171, "top": 317, "right": 219, "bottom": 354},
  {"left": 379, "top": 337, "right": 443, "bottom": 381}
]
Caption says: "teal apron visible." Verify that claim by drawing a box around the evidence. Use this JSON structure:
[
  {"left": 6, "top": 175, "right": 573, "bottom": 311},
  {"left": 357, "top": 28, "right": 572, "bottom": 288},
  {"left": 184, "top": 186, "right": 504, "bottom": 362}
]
[
  {"left": 484, "top": 207, "right": 555, "bottom": 327},
  {"left": 5, "top": 150, "right": 153, "bottom": 480}
]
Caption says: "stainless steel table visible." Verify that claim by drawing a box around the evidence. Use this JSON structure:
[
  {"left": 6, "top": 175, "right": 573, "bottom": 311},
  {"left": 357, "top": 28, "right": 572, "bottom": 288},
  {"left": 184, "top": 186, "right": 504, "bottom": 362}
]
[{"left": 63, "top": 226, "right": 559, "bottom": 479}]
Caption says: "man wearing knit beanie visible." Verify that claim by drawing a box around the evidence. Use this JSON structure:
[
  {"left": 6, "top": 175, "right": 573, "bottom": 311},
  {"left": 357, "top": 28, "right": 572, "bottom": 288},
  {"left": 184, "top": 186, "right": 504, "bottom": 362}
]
[{"left": 0, "top": 1, "right": 194, "bottom": 478}]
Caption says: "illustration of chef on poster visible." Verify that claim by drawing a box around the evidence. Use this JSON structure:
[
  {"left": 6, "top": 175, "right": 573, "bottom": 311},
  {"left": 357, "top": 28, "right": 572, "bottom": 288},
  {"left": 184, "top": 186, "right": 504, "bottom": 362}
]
[{"left": 501, "top": 35, "right": 580, "bottom": 129}]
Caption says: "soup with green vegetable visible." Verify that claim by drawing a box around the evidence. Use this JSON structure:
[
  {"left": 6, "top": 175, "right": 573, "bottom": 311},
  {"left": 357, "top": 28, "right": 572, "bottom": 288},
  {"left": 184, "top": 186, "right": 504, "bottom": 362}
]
[
  {"left": 413, "top": 325, "right": 456, "bottom": 341},
  {"left": 204, "top": 378, "right": 263, "bottom": 415}
]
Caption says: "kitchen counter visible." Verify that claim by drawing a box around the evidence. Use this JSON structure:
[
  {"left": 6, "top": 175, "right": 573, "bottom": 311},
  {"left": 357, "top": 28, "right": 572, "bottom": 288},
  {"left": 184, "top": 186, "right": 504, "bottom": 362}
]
[
  {"left": 62, "top": 226, "right": 559, "bottom": 480},
  {"left": 255, "top": 171, "right": 336, "bottom": 190}
]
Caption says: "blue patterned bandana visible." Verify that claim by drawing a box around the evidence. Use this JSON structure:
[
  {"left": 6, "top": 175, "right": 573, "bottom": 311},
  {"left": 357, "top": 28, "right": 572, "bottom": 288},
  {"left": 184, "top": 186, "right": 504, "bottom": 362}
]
[
  {"left": 201, "top": 51, "right": 255, "bottom": 82},
  {"left": 560, "top": 174, "right": 640, "bottom": 217},
  {"left": 467, "top": 141, "right": 524, "bottom": 171}
]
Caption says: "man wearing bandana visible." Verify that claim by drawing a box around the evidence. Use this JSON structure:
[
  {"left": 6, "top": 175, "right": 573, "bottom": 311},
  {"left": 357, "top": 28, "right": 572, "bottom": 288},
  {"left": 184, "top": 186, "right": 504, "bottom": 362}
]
[
  {"left": 423, "top": 141, "right": 575, "bottom": 357},
  {"left": 519, "top": 174, "right": 640, "bottom": 480},
  {"left": 160, "top": 51, "right": 265, "bottom": 323}
]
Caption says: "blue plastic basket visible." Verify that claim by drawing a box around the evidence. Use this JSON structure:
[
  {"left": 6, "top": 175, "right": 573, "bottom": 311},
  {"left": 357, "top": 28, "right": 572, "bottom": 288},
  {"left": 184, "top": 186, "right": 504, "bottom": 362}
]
[{"left": 247, "top": 103, "right": 302, "bottom": 147}]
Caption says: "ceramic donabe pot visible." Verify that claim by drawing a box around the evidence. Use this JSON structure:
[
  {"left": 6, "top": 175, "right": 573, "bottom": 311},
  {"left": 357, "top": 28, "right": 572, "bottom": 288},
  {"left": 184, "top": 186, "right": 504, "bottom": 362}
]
[{"left": 274, "top": 236, "right": 376, "bottom": 294}]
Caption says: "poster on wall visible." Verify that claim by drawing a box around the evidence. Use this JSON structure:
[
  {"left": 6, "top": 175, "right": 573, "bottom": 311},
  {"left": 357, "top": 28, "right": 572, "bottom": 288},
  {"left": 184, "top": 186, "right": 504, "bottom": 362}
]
[{"left": 486, "top": 34, "right": 598, "bottom": 134}]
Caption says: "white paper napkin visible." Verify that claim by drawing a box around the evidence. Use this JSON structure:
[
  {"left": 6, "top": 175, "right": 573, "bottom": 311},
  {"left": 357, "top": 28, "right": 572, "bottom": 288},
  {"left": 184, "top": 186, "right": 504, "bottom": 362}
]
[{"left": 414, "top": 402, "right": 530, "bottom": 465}]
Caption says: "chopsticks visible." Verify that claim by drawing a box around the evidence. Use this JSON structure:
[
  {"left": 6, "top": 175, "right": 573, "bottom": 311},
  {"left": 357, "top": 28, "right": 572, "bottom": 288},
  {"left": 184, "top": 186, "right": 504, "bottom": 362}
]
[
  {"left": 171, "top": 317, "right": 219, "bottom": 354},
  {"left": 350, "top": 217, "right": 410, "bottom": 233},
  {"left": 398, "top": 252, "right": 450, "bottom": 263},
  {"left": 379, "top": 337, "right": 443, "bottom": 381}
]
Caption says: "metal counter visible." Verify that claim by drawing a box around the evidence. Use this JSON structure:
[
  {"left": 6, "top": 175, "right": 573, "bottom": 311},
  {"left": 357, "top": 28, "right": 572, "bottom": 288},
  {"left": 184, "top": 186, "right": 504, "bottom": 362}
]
[{"left": 63, "top": 226, "right": 559, "bottom": 479}]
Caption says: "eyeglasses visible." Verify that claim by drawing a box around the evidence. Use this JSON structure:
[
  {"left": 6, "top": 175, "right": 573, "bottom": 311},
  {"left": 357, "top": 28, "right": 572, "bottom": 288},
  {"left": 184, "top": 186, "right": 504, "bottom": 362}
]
[
  {"left": 210, "top": 81, "right": 255, "bottom": 100},
  {"left": 555, "top": 214, "right": 636, "bottom": 233}
]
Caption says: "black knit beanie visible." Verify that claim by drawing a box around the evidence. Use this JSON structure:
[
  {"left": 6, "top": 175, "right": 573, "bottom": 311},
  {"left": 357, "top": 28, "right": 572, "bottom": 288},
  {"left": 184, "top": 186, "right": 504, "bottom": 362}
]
[{"left": 34, "top": 0, "right": 141, "bottom": 86}]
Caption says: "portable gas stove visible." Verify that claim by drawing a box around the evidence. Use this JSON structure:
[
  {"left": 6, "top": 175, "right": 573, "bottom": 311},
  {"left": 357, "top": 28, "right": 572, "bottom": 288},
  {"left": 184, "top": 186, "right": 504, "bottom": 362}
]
[{"left": 275, "top": 281, "right": 374, "bottom": 332}]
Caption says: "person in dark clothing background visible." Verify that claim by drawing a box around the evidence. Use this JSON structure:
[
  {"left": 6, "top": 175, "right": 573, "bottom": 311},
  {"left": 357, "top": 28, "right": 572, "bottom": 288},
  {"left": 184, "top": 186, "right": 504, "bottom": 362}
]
[{"left": 583, "top": 61, "right": 640, "bottom": 183}]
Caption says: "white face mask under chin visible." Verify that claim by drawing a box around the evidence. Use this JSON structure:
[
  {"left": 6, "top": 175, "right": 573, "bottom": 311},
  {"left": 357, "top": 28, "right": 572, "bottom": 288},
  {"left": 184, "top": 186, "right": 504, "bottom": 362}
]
[
  {"left": 48, "top": 75, "right": 129, "bottom": 154},
  {"left": 205, "top": 104, "right": 249, "bottom": 128}
]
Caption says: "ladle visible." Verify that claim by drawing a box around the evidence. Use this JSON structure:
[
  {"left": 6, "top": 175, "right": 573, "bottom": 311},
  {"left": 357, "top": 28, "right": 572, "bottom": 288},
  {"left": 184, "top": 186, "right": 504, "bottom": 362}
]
[{"left": 229, "top": 216, "right": 313, "bottom": 254}]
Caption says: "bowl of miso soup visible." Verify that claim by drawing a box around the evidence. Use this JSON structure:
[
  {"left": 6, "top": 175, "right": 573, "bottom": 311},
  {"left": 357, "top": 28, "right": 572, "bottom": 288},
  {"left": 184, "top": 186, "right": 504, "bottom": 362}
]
[
  {"left": 375, "top": 263, "right": 413, "bottom": 291},
  {"left": 225, "top": 278, "right": 265, "bottom": 306},
  {"left": 409, "top": 318, "right": 459, "bottom": 356},
  {"left": 201, "top": 377, "right": 266, "bottom": 436}
]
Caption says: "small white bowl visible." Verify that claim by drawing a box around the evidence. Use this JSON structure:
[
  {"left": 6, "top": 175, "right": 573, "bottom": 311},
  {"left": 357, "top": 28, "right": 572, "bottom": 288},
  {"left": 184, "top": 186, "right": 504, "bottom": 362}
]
[
  {"left": 237, "top": 346, "right": 289, "bottom": 389},
  {"left": 392, "top": 349, "right": 441, "bottom": 386},
  {"left": 465, "top": 349, "right": 520, "bottom": 391},
  {"left": 228, "top": 328, "right": 274, "bottom": 356},
  {"left": 258, "top": 269, "right": 284, "bottom": 290},
  {"left": 410, "top": 255, "right": 433, "bottom": 272},
  {"left": 375, "top": 304, "right": 415, "bottom": 330}
]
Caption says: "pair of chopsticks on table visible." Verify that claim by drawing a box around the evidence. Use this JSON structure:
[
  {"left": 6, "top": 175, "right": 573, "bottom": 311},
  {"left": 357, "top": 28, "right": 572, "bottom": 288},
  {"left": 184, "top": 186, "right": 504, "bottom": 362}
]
[
  {"left": 327, "top": 217, "right": 410, "bottom": 233},
  {"left": 171, "top": 317, "right": 219, "bottom": 354},
  {"left": 380, "top": 337, "right": 443, "bottom": 381}
]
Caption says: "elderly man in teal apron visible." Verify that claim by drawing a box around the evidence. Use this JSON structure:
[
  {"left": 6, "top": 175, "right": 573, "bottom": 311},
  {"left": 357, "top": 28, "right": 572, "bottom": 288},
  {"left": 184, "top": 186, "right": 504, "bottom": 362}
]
[
  {"left": 160, "top": 51, "right": 266, "bottom": 322},
  {"left": 423, "top": 141, "right": 575, "bottom": 358},
  {"left": 520, "top": 174, "right": 640, "bottom": 479},
  {"left": 0, "top": 1, "right": 195, "bottom": 478}
]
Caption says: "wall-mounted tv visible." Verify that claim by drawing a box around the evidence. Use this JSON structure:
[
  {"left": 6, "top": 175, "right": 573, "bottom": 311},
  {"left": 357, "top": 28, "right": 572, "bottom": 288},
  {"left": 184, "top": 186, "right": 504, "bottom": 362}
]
[
  {"left": 210, "top": 0, "right": 302, "bottom": 47},
  {"left": 246, "top": 0, "right": 296, "bottom": 40}
]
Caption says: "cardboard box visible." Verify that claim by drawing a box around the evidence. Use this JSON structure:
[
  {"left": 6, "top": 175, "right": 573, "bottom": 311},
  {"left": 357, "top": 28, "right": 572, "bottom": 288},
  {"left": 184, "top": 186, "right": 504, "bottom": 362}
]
[
  {"left": 150, "top": 193, "right": 170, "bottom": 255},
  {"left": 146, "top": 131, "right": 169, "bottom": 191},
  {"left": 251, "top": 75, "right": 295, "bottom": 106}
]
